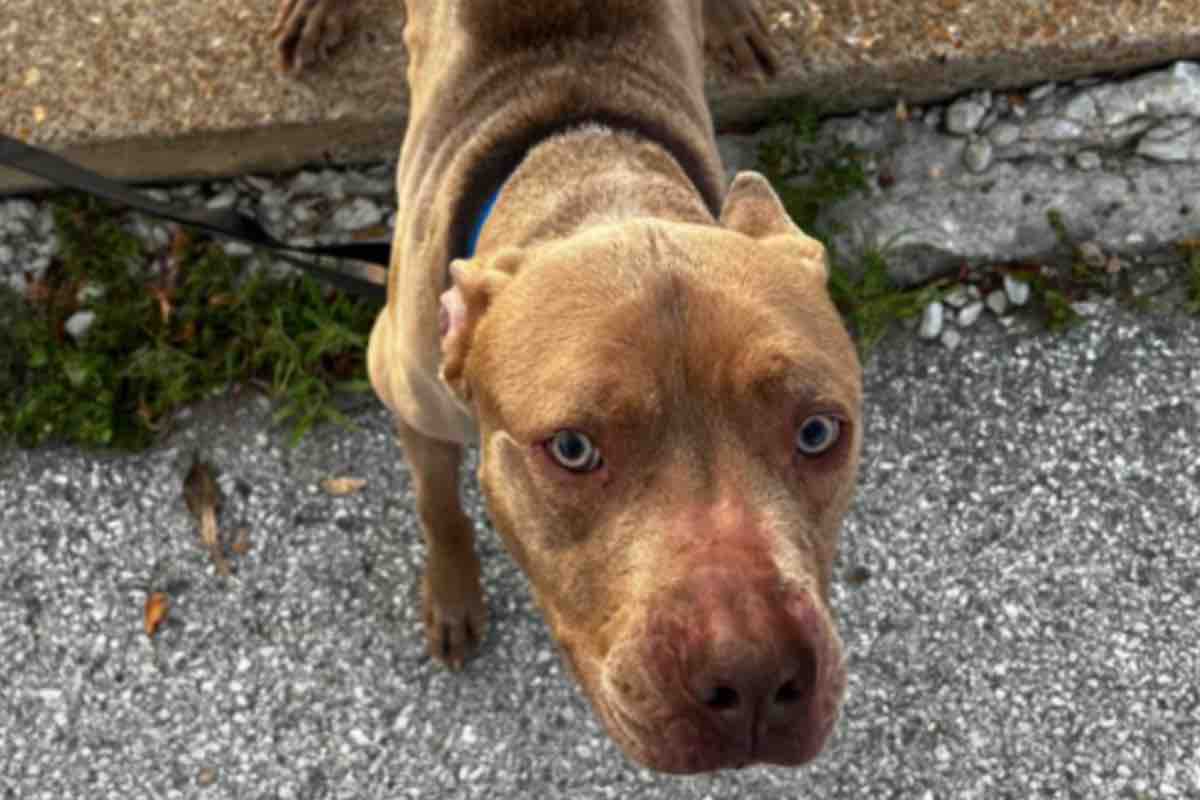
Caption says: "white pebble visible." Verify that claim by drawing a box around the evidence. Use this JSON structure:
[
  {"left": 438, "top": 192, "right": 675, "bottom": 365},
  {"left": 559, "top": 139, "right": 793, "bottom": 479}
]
[
  {"left": 958, "top": 301, "right": 984, "bottom": 327},
  {"left": 918, "top": 302, "right": 945, "bottom": 339},
  {"left": 944, "top": 286, "right": 971, "bottom": 308},
  {"left": 65, "top": 311, "right": 97, "bottom": 340},
  {"left": 986, "top": 288, "right": 1009, "bottom": 315},
  {"left": 1004, "top": 275, "right": 1031, "bottom": 306},
  {"left": 940, "top": 329, "right": 962, "bottom": 351}
]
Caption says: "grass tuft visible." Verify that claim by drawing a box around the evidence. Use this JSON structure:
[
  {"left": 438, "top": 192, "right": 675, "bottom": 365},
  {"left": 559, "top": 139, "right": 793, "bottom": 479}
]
[
  {"left": 0, "top": 193, "right": 379, "bottom": 450},
  {"left": 1182, "top": 245, "right": 1200, "bottom": 315}
]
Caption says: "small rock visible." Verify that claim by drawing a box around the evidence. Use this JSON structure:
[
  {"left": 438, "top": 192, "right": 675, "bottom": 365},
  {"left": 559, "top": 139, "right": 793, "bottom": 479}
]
[
  {"left": 986, "top": 289, "right": 1009, "bottom": 315},
  {"left": 1078, "top": 241, "right": 1106, "bottom": 268},
  {"left": 1075, "top": 151, "right": 1102, "bottom": 171},
  {"left": 963, "top": 138, "right": 994, "bottom": 173},
  {"left": 1023, "top": 118, "right": 1084, "bottom": 143},
  {"left": 206, "top": 192, "right": 237, "bottom": 210},
  {"left": 918, "top": 301, "right": 945, "bottom": 339},
  {"left": 988, "top": 122, "right": 1022, "bottom": 147},
  {"left": 1061, "top": 92, "right": 1099, "bottom": 125},
  {"left": 1028, "top": 82, "right": 1057, "bottom": 102},
  {"left": 1072, "top": 301, "right": 1100, "bottom": 317},
  {"left": 222, "top": 241, "right": 254, "bottom": 258},
  {"left": 940, "top": 329, "right": 962, "bottom": 351},
  {"left": 4, "top": 199, "right": 37, "bottom": 223},
  {"left": 333, "top": 197, "right": 383, "bottom": 232},
  {"left": 1136, "top": 122, "right": 1200, "bottom": 162},
  {"left": 242, "top": 175, "right": 274, "bottom": 193},
  {"left": 944, "top": 286, "right": 972, "bottom": 308},
  {"left": 65, "top": 311, "right": 97, "bottom": 340},
  {"left": 289, "top": 171, "right": 324, "bottom": 194},
  {"left": 946, "top": 98, "right": 988, "bottom": 134},
  {"left": 0, "top": 243, "right": 13, "bottom": 266},
  {"left": 957, "top": 301, "right": 984, "bottom": 327},
  {"left": 923, "top": 108, "right": 943, "bottom": 130},
  {"left": 291, "top": 203, "right": 316, "bottom": 224},
  {"left": 1004, "top": 275, "right": 1031, "bottom": 306}
]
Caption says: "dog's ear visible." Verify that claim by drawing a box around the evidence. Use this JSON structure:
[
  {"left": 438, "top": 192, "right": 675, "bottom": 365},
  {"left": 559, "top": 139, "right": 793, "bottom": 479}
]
[
  {"left": 439, "top": 248, "right": 521, "bottom": 402},
  {"left": 719, "top": 171, "right": 827, "bottom": 279}
]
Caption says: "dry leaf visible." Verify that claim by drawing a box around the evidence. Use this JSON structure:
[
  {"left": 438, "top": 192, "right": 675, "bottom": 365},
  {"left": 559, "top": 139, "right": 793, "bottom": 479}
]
[
  {"left": 321, "top": 477, "right": 367, "bottom": 497},
  {"left": 147, "top": 286, "right": 174, "bottom": 325},
  {"left": 183, "top": 456, "right": 231, "bottom": 576},
  {"left": 144, "top": 592, "right": 170, "bottom": 637},
  {"left": 231, "top": 527, "right": 252, "bottom": 556}
]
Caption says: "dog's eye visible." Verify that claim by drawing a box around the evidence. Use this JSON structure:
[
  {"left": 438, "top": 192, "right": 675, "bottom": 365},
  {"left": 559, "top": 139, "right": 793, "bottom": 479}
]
[
  {"left": 547, "top": 430, "right": 603, "bottom": 473},
  {"left": 796, "top": 415, "right": 841, "bottom": 456}
]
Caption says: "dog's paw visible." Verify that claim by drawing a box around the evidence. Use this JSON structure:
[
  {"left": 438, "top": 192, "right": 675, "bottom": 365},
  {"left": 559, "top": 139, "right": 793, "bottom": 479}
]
[
  {"left": 270, "top": 0, "right": 353, "bottom": 75},
  {"left": 421, "top": 565, "right": 488, "bottom": 670},
  {"left": 703, "top": 0, "right": 779, "bottom": 80}
]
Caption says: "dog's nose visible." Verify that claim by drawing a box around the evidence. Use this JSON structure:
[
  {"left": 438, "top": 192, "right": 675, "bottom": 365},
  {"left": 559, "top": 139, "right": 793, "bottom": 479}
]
[
  {"left": 684, "top": 595, "right": 821, "bottom": 741},
  {"left": 690, "top": 638, "right": 818, "bottom": 728}
]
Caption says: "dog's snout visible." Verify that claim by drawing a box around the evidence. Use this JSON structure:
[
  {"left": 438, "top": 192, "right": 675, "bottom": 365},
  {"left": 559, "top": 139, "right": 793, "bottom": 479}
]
[
  {"left": 603, "top": 568, "right": 844, "bottom": 772},
  {"left": 684, "top": 586, "right": 822, "bottom": 741},
  {"left": 690, "top": 639, "right": 818, "bottom": 728}
]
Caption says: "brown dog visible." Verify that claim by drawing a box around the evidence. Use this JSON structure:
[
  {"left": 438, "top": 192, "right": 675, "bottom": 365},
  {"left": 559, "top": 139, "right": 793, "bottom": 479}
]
[{"left": 273, "top": 0, "right": 862, "bottom": 773}]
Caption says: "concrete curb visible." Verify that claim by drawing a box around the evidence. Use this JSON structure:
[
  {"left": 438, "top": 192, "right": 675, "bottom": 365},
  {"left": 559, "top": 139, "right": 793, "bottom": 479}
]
[{"left": 3, "top": 0, "right": 1200, "bottom": 193}]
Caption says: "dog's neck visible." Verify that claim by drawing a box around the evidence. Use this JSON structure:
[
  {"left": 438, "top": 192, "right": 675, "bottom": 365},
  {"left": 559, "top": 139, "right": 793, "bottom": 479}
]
[{"left": 468, "top": 124, "right": 714, "bottom": 257}]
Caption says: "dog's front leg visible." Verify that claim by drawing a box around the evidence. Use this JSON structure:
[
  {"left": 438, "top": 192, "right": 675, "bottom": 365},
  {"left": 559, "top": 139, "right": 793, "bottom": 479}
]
[
  {"left": 393, "top": 417, "right": 487, "bottom": 670},
  {"left": 702, "top": 0, "right": 779, "bottom": 78},
  {"left": 271, "top": 0, "right": 355, "bottom": 74}
]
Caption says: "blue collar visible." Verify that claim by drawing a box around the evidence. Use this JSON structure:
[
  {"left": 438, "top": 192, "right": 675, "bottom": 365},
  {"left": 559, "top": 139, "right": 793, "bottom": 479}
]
[{"left": 464, "top": 184, "right": 503, "bottom": 259}]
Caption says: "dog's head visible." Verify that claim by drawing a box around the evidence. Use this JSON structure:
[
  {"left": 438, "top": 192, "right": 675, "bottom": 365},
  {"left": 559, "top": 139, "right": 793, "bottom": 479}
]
[{"left": 440, "top": 172, "right": 862, "bottom": 772}]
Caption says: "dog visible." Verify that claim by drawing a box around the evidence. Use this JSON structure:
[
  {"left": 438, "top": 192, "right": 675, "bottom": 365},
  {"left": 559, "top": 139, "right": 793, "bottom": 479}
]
[{"left": 272, "top": 0, "right": 863, "bottom": 773}]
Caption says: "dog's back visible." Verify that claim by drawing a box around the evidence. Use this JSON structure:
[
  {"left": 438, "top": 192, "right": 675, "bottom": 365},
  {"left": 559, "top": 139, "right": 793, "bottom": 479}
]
[{"left": 460, "top": 0, "right": 662, "bottom": 49}]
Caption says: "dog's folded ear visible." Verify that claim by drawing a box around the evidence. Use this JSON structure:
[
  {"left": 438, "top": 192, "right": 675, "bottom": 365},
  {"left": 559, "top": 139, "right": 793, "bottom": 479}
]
[
  {"left": 439, "top": 248, "right": 522, "bottom": 402},
  {"left": 719, "top": 171, "right": 827, "bottom": 279}
]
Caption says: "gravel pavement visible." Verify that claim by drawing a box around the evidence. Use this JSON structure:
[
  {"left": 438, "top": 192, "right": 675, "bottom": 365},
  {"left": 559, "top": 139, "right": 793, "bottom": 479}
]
[{"left": 3, "top": 293, "right": 1198, "bottom": 799}]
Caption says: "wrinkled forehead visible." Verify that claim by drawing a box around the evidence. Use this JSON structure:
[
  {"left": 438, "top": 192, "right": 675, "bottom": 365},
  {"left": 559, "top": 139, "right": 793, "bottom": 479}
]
[{"left": 470, "top": 223, "right": 859, "bottom": 435}]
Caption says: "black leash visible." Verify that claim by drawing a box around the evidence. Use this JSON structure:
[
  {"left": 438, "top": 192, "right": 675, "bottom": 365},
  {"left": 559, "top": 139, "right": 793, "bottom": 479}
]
[{"left": 0, "top": 133, "right": 390, "bottom": 300}]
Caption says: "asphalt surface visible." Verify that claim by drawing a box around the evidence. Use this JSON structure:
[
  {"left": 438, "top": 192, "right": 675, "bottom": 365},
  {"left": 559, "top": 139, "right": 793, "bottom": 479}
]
[{"left": 2, "top": 297, "right": 1199, "bottom": 798}]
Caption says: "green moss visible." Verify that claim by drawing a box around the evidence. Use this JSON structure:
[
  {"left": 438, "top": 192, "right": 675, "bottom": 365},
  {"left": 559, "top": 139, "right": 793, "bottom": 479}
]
[
  {"left": 827, "top": 250, "right": 946, "bottom": 353},
  {"left": 757, "top": 100, "right": 868, "bottom": 234},
  {"left": 0, "top": 193, "right": 379, "bottom": 450}
]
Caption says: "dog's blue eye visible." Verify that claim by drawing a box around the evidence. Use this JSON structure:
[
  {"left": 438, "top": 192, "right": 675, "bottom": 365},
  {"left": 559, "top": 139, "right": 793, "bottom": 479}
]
[
  {"left": 796, "top": 415, "right": 840, "bottom": 456},
  {"left": 548, "top": 430, "right": 603, "bottom": 473}
]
